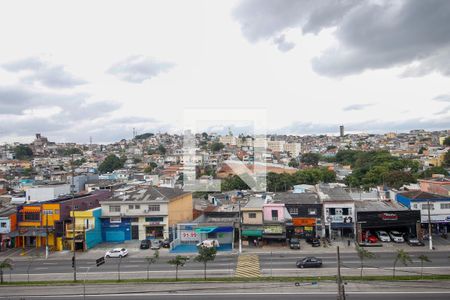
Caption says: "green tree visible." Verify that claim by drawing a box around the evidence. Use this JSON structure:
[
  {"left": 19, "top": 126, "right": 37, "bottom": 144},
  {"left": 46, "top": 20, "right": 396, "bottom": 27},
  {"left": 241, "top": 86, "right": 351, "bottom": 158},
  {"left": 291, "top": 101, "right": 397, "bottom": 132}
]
[
  {"left": 167, "top": 255, "right": 189, "bottom": 281},
  {"left": 0, "top": 258, "right": 13, "bottom": 284},
  {"left": 194, "top": 247, "right": 217, "bottom": 280},
  {"left": 158, "top": 145, "right": 167, "bottom": 155},
  {"left": 444, "top": 150, "right": 450, "bottom": 168},
  {"left": 145, "top": 250, "right": 159, "bottom": 280},
  {"left": 443, "top": 136, "right": 450, "bottom": 146},
  {"left": 419, "top": 166, "right": 449, "bottom": 179},
  {"left": 98, "top": 154, "right": 125, "bottom": 173},
  {"left": 356, "top": 245, "right": 375, "bottom": 279},
  {"left": 393, "top": 249, "right": 412, "bottom": 278},
  {"left": 135, "top": 133, "right": 154, "bottom": 140},
  {"left": 14, "top": 144, "right": 33, "bottom": 160},
  {"left": 300, "top": 153, "right": 320, "bottom": 166},
  {"left": 144, "top": 166, "right": 153, "bottom": 174},
  {"left": 418, "top": 254, "right": 431, "bottom": 279},
  {"left": 288, "top": 159, "right": 299, "bottom": 168},
  {"left": 210, "top": 142, "right": 225, "bottom": 152}
]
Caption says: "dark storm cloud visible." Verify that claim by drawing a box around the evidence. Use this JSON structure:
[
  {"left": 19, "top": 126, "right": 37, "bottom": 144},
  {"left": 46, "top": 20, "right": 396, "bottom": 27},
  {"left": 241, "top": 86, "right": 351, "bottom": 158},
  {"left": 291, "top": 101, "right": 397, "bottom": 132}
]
[
  {"left": 342, "top": 103, "right": 373, "bottom": 111},
  {"left": 2, "top": 57, "right": 87, "bottom": 88},
  {"left": 108, "top": 55, "right": 174, "bottom": 83},
  {"left": 234, "top": 0, "right": 450, "bottom": 77}
]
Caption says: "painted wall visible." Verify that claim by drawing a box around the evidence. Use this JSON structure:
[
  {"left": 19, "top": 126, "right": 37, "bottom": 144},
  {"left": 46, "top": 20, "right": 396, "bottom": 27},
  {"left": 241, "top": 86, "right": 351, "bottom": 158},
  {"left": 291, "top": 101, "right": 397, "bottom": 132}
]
[
  {"left": 168, "top": 194, "right": 193, "bottom": 226},
  {"left": 101, "top": 217, "right": 131, "bottom": 242},
  {"left": 85, "top": 208, "right": 102, "bottom": 249},
  {"left": 263, "top": 203, "right": 286, "bottom": 222},
  {"left": 242, "top": 210, "right": 263, "bottom": 225}
]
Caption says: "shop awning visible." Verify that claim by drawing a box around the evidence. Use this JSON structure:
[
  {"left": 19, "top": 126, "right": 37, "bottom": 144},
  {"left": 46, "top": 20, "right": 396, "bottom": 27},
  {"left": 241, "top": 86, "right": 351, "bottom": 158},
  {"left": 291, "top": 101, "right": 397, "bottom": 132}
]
[
  {"left": 242, "top": 230, "right": 263, "bottom": 237},
  {"left": 195, "top": 227, "right": 217, "bottom": 234}
]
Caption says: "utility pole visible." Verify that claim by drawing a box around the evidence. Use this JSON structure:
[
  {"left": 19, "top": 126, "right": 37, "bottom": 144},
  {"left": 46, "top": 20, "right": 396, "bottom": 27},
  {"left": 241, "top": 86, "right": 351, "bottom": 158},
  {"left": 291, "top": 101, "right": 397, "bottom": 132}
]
[
  {"left": 71, "top": 154, "right": 77, "bottom": 281},
  {"left": 337, "top": 246, "right": 346, "bottom": 300},
  {"left": 238, "top": 195, "right": 242, "bottom": 254},
  {"left": 427, "top": 200, "right": 433, "bottom": 251},
  {"left": 45, "top": 213, "right": 49, "bottom": 259}
]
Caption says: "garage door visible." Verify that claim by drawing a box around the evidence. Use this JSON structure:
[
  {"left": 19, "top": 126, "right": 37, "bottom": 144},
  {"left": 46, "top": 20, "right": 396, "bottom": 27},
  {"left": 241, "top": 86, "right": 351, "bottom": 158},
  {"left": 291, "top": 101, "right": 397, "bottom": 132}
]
[{"left": 106, "top": 231, "right": 125, "bottom": 242}]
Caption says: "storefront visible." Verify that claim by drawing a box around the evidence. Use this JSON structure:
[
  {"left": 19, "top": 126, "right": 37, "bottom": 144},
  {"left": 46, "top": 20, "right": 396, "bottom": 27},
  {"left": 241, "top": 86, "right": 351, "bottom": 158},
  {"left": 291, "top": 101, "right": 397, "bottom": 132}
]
[
  {"left": 291, "top": 218, "right": 316, "bottom": 238},
  {"left": 242, "top": 225, "right": 263, "bottom": 247},
  {"left": 262, "top": 224, "right": 286, "bottom": 245},
  {"left": 356, "top": 209, "right": 421, "bottom": 243}
]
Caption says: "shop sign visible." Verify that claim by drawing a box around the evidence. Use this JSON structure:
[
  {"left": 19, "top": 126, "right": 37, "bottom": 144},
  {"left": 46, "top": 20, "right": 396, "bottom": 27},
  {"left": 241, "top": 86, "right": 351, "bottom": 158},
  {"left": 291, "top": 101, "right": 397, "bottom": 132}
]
[
  {"left": 329, "top": 215, "right": 353, "bottom": 223},
  {"left": 180, "top": 230, "right": 199, "bottom": 242},
  {"left": 378, "top": 213, "right": 398, "bottom": 221},
  {"left": 263, "top": 225, "right": 283, "bottom": 234},
  {"left": 293, "top": 218, "right": 316, "bottom": 226}
]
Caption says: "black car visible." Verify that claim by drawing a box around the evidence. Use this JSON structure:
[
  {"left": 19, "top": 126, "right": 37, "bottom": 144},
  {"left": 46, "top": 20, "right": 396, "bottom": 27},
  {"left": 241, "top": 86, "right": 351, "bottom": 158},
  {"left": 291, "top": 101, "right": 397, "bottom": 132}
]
[
  {"left": 306, "top": 237, "right": 321, "bottom": 247},
  {"left": 161, "top": 239, "right": 171, "bottom": 248},
  {"left": 296, "top": 257, "right": 322, "bottom": 268},
  {"left": 405, "top": 234, "right": 425, "bottom": 246},
  {"left": 289, "top": 238, "right": 300, "bottom": 249},
  {"left": 140, "top": 240, "right": 150, "bottom": 249}
]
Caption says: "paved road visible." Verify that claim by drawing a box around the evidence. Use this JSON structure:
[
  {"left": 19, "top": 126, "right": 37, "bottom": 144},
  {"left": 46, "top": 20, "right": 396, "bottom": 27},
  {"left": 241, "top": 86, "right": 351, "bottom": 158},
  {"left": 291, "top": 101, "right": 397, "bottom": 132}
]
[
  {"left": 2, "top": 281, "right": 450, "bottom": 300},
  {"left": 2, "top": 250, "right": 450, "bottom": 281}
]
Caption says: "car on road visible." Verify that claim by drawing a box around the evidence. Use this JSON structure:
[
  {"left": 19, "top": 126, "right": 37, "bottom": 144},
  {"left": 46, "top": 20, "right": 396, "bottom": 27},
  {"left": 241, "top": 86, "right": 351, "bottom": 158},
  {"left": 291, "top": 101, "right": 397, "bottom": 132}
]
[
  {"left": 197, "top": 239, "right": 220, "bottom": 248},
  {"left": 405, "top": 234, "right": 424, "bottom": 246},
  {"left": 161, "top": 239, "right": 171, "bottom": 248},
  {"left": 376, "top": 231, "right": 391, "bottom": 242},
  {"left": 306, "top": 237, "right": 321, "bottom": 247},
  {"left": 151, "top": 239, "right": 161, "bottom": 250},
  {"left": 362, "top": 232, "right": 378, "bottom": 243},
  {"left": 389, "top": 231, "right": 405, "bottom": 243},
  {"left": 289, "top": 238, "right": 300, "bottom": 249},
  {"left": 105, "top": 248, "right": 128, "bottom": 258},
  {"left": 296, "top": 257, "right": 322, "bottom": 268},
  {"left": 140, "top": 240, "right": 150, "bottom": 249}
]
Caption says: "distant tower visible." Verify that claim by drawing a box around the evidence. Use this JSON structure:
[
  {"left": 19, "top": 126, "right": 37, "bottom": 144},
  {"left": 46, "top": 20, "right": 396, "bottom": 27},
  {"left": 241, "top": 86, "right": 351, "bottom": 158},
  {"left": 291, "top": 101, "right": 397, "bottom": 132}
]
[
  {"left": 89, "top": 136, "right": 92, "bottom": 145},
  {"left": 339, "top": 125, "right": 344, "bottom": 137},
  {"left": 133, "top": 128, "right": 136, "bottom": 139}
]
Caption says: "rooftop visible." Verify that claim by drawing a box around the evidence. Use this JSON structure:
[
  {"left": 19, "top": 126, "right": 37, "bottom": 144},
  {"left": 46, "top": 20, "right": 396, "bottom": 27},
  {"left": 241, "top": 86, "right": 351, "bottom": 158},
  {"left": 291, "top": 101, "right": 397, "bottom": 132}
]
[
  {"left": 109, "top": 186, "right": 190, "bottom": 202},
  {"left": 274, "top": 192, "right": 320, "bottom": 204},
  {"left": 399, "top": 190, "right": 450, "bottom": 200},
  {"left": 356, "top": 200, "right": 407, "bottom": 212}
]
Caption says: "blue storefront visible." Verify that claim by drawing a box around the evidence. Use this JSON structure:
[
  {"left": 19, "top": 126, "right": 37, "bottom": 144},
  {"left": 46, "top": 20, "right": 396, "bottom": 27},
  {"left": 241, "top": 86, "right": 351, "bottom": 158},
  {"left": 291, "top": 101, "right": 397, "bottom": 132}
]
[{"left": 101, "top": 217, "right": 132, "bottom": 242}]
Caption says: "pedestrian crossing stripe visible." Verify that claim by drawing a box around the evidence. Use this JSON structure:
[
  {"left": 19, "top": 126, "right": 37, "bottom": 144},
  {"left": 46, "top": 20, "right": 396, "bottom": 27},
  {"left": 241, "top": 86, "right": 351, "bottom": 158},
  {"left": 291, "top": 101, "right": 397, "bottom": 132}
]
[{"left": 235, "top": 254, "right": 261, "bottom": 278}]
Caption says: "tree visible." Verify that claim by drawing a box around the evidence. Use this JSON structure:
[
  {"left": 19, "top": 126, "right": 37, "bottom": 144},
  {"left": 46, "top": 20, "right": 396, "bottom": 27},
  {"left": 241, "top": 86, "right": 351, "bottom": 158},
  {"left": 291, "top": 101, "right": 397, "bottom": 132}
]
[
  {"left": 443, "top": 150, "right": 450, "bottom": 168},
  {"left": 135, "top": 133, "right": 154, "bottom": 140},
  {"left": 393, "top": 249, "right": 412, "bottom": 278},
  {"left": 300, "top": 153, "right": 320, "bottom": 166},
  {"left": 221, "top": 175, "right": 250, "bottom": 191},
  {"left": 194, "top": 247, "right": 217, "bottom": 280},
  {"left": 0, "top": 258, "right": 13, "bottom": 284},
  {"left": 419, "top": 166, "right": 449, "bottom": 179},
  {"left": 288, "top": 159, "right": 299, "bottom": 168},
  {"left": 145, "top": 250, "right": 159, "bottom": 280},
  {"left": 443, "top": 136, "right": 450, "bottom": 146},
  {"left": 210, "top": 142, "right": 225, "bottom": 152},
  {"left": 98, "top": 154, "right": 125, "bottom": 173},
  {"left": 158, "top": 144, "right": 167, "bottom": 155},
  {"left": 14, "top": 144, "right": 33, "bottom": 160},
  {"left": 418, "top": 254, "right": 431, "bottom": 279},
  {"left": 356, "top": 245, "right": 375, "bottom": 279},
  {"left": 167, "top": 255, "right": 189, "bottom": 281}
]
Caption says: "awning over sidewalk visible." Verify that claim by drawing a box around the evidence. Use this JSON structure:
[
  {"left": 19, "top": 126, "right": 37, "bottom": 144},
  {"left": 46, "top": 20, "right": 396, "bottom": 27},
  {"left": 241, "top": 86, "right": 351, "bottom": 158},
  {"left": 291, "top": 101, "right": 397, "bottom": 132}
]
[
  {"left": 8, "top": 228, "right": 52, "bottom": 237},
  {"left": 242, "top": 230, "right": 263, "bottom": 237}
]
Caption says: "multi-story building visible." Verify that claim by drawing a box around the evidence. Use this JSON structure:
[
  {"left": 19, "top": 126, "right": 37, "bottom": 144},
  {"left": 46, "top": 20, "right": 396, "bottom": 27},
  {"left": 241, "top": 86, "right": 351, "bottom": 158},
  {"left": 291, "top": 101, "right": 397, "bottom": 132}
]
[
  {"left": 100, "top": 186, "right": 192, "bottom": 242},
  {"left": 0, "top": 206, "right": 17, "bottom": 250}
]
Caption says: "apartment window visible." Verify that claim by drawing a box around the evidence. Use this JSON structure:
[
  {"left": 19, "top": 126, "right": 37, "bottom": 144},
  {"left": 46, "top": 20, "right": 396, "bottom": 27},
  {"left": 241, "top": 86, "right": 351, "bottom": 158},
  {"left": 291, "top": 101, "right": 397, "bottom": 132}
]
[
  {"left": 440, "top": 203, "right": 450, "bottom": 210},
  {"left": 148, "top": 205, "right": 160, "bottom": 212},
  {"left": 289, "top": 208, "right": 298, "bottom": 215},
  {"left": 128, "top": 205, "right": 134, "bottom": 209},
  {"left": 131, "top": 217, "right": 139, "bottom": 222},
  {"left": 271, "top": 210, "right": 278, "bottom": 221},
  {"left": 42, "top": 210, "right": 53, "bottom": 215},
  {"left": 422, "top": 204, "right": 434, "bottom": 210},
  {"left": 24, "top": 212, "right": 40, "bottom": 221},
  {"left": 308, "top": 208, "right": 317, "bottom": 215},
  {"left": 146, "top": 217, "right": 164, "bottom": 222},
  {"left": 109, "top": 205, "right": 121, "bottom": 213},
  {"left": 248, "top": 212, "right": 257, "bottom": 219},
  {"left": 1, "top": 222, "right": 6, "bottom": 228},
  {"left": 135, "top": 204, "right": 140, "bottom": 209}
]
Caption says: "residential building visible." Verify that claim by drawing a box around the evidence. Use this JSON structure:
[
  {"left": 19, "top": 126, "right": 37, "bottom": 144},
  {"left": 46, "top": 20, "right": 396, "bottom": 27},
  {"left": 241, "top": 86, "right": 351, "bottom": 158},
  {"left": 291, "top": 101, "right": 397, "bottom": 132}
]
[
  {"left": 241, "top": 197, "right": 264, "bottom": 246},
  {"left": 0, "top": 206, "right": 17, "bottom": 251},
  {"left": 65, "top": 207, "right": 102, "bottom": 251}
]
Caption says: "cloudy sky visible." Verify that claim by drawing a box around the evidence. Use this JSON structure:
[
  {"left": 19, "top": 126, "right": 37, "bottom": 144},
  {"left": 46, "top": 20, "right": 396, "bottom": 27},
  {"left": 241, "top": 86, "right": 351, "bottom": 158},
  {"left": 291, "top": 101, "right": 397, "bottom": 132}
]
[{"left": 1, "top": 0, "right": 449, "bottom": 144}]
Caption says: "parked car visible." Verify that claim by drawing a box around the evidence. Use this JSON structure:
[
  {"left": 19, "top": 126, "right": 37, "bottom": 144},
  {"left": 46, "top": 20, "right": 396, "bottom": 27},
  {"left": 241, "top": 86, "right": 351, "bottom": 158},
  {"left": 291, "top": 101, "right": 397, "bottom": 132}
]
[
  {"left": 296, "top": 257, "right": 322, "bottom": 268},
  {"left": 197, "top": 239, "right": 220, "bottom": 248},
  {"left": 151, "top": 239, "right": 161, "bottom": 250},
  {"left": 105, "top": 248, "right": 128, "bottom": 258},
  {"left": 161, "top": 239, "right": 171, "bottom": 248},
  {"left": 376, "top": 231, "right": 391, "bottom": 242},
  {"left": 362, "top": 232, "right": 378, "bottom": 243},
  {"left": 289, "top": 238, "right": 300, "bottom": 249},
  {"left": 389, "top": 231, "right": 405, "bottom": 243},
  {"left": 306, "top": 237, "right": 321, "bottom": 247},
  {"left": 405, "top": 234, "right": 424, "bottom": 246},
  {"left": 140, "top": 240, "right": 150, "bottom": 249}
]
